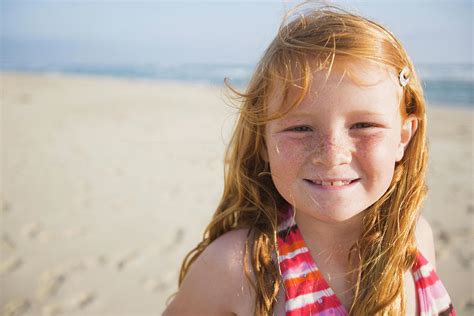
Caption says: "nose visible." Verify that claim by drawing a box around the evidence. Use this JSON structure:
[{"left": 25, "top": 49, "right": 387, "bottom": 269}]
[{"left": 309, "top": 134, "right": 352, "bottom": 167}]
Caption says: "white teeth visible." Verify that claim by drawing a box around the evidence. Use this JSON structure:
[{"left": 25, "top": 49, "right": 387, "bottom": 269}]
[{"left": 313, "top": 180, "right": 351, "bottom": 186}]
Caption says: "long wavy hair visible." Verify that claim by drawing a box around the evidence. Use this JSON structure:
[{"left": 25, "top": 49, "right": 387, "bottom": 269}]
[{"left": 176, "top": 2, "right": 428, "bottom": 315}]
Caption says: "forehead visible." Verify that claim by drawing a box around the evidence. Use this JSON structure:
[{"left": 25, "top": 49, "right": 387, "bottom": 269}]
[{"left": 267, "top": 60, "right": 402, "bottom": 117}]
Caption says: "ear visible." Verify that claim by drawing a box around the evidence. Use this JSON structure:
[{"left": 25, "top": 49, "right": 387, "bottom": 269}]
[{"left": 396, "top": 114, "right": 418, "bottom": 162}]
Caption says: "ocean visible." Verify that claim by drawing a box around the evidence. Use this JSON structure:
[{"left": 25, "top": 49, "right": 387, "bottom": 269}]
[{"left": 1, "top": 62, "right": 472, "bottom": 108}]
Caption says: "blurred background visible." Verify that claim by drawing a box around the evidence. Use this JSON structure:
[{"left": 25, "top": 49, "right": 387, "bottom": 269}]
[
  {"left": 2, "top": 0, "right": 473, "bottom": 105},
  {"left": 1, "top": 0, "right": 472, "bottom": 315}
]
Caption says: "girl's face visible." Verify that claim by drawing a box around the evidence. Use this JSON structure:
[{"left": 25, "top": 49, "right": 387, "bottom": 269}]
[{"left": 264, "top": 61, "right": 416, "bottom": 223}]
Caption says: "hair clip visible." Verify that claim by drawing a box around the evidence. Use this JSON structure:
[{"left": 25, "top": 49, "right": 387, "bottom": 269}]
[{"left": 399, "top": 66, "right": 409, "bottom": 87}]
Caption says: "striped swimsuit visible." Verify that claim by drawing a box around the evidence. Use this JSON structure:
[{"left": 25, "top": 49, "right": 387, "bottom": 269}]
[{"left": 276, "top": 208, "right": 455, "bottom": 315}]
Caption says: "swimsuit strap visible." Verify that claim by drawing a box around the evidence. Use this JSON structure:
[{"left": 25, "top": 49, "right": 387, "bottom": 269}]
[
  {"left": 277, "top": 207, "right": 348, "bottom": 315},
  {"left": 276, "top": 207, "right": 455, "bottom": 316},
  {"left": 412, "top": 252, "right": 455, "bottom": 316}
]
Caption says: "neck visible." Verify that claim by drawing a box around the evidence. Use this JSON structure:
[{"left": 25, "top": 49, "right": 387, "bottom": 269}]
[{"left": 294, "top": 210, "right": 365, "bottom": 260}]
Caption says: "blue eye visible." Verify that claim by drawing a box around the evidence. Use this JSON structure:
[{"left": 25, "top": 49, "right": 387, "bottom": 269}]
[{"left": 352, "top": 122, "right": 374, "bottom": 129}]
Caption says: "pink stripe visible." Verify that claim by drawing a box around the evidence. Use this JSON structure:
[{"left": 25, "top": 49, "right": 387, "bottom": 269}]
[
  {"left": 285, "top": 276, "right": 334, "bottom": 299},
  {"left": 417, "top": 279, "right": 451, "bottom": 313},
  {"left": 280, "top": 250, "right": 315, "bottom": 269},
  {"left": 277, "top": 207, "right": 454, "bottom": 315},
  {"left": 420, "top": 279, "right": 449, "bottom": 300},
  {"left": 281, "top": 260, "right": 317, "bottom": 280},
  {"left": 415, "top": 268, "right": 439, "bottom": 288}
]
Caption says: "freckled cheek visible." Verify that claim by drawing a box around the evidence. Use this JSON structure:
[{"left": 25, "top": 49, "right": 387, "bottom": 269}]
[
  {"left": 355, "top": 133, "right": 398, "bottom": 155},
  {"left": 267, "top": 137, "right": 308, "bottom": 170},
  {"left": 266, "top": 137, "right": 306, "bottom": 200},
  {"left": 354, "top": 134, "right": 399, "bottom": 178}
]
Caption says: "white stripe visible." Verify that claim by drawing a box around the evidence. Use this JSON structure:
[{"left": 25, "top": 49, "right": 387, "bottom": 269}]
[
  {"left": 286, "top": 289, "right": 334, "bottom": 310},
  {"left": 278, "top": 246, "right": 309, "bottom": 262},
  {"left": 433, "top": 294, "right": 452, "bottom": 311},
  {"left": 413, "top": 262, "right": 434, "bottom": 281},
  {"left": 282, "top": 261, "right": 317, "bottom": 280},
  {"left": 419, "top": 289, "right": 452, "bottom": 315},
  {"left": 419, "top": 294, "right": 452, "bottom": 315}
]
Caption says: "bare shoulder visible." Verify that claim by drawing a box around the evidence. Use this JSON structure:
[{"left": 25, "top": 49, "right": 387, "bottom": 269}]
[
  {"left": 163, "top": 228, "right": 256, "bottom": 316},
  {"left": 415, "top": 215, "right": 436, "bottom": 268}
]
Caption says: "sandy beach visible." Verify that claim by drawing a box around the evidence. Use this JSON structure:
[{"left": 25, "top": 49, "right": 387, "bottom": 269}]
[{"left": 1, "top": 72, "right": 472, "bottom": 315}]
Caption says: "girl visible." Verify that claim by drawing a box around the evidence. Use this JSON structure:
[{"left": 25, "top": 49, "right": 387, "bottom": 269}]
[{"left": 164, "top": 3, "right": 455, "bottom": 315}]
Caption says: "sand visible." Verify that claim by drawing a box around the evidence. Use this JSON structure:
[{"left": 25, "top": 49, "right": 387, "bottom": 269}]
[{"left": 1, "top": 72, "right": 472, "bottom": 315}]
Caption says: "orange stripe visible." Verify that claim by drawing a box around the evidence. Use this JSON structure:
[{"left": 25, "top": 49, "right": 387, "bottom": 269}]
[
  {"left": 283, "top": 269, "right": 322, "bottom": 287},
  {"left": 278, "top": 240, "right": 306, "bottom": 256}
]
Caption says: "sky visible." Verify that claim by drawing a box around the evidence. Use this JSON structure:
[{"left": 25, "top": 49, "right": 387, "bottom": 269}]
[{"left": 1, "top": 0, "right": 473, "bottom": 67}]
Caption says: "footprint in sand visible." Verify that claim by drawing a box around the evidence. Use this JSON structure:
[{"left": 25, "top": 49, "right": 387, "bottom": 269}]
[
  {"left": 36, "top": 271, "right": 66, "bottom": 302},
  {"left": 464, "top": 297, "right": 474, "bottom": 312},
  {"left": 163, "top": 228, "right": 185, "bottom": 252},
  {"left": 42, "top": 255, "right": 108, "bottom": 282},
  {"left": 466, "top": 204, "right": 474, "bottom": 214},
  {"left": 0, "top": 298, "right": 30, "bottom": 316},
  {"left": 62, "top": 291, "right": 95, "bottom": 311},
  {"left": 456, "top": 250, "right": 473, "bottom": 268},
  {"left": 144, "top": 271, "right": 176, "bottom": 293},
  {"left": 81, "top": 255, "right": 108, "bottom": 269},
  {"left": 0, "top": 257, "right": 22, "bottom": 275},
  {"left": 0, "top": 234, "right": 15, "bottom": 254},
  {"left": 20, "top": 223, "right": 55, "bottom": 243},
  {"left": 452, "top": 226, "right": 473, "bottom": 241},
  {"left": 116, "top": 250, "right": 140, "bottom": 270},
  {"left": 142, "top": 278, "right": 167, "bottom": 293},
  {"left": 20, "top": 222, "right": 42, "bottom": 239},
  {"left": 1, "top": 200, "right": 11, "bottom": 214},
  {"left": 434, "top": 229, "right": 452, "bottom": 259},
  {"left": 174, "top": 228, "right": 184, "bottom": 245},
  {"left": 436, "top": 229, "right": 451, "bottom": 245},
  {"left": 57, "top": 260, "right": 87, "bottom": 274}
]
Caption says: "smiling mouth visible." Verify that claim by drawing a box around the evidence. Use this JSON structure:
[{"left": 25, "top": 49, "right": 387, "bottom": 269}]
[{"left": 304, "top": 179, "right": 359, "bottom": 187}]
